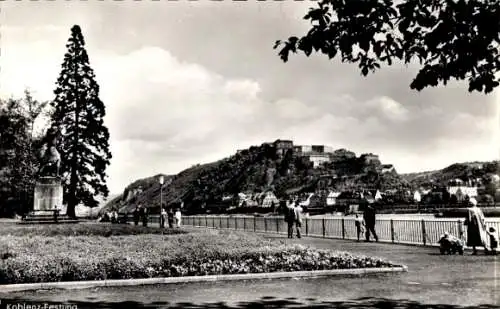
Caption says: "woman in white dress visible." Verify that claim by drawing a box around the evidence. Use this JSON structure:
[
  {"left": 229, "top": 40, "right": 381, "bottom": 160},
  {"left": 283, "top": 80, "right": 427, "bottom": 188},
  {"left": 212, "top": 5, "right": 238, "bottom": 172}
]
[{"left": 174, "top": 209, "right": 182, "bottom": 228}]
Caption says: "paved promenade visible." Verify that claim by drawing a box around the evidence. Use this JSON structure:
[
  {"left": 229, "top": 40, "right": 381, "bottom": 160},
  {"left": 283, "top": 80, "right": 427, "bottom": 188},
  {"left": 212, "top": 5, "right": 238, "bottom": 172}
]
[{"left": 2, "top": 227, "right": 499, "bottom": 308}]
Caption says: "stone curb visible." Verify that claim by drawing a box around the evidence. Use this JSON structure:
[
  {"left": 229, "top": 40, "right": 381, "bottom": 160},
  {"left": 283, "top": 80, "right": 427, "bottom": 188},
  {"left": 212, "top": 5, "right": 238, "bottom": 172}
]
[{"left": 0, "top": 266, "right": 407, "bottom": 293}]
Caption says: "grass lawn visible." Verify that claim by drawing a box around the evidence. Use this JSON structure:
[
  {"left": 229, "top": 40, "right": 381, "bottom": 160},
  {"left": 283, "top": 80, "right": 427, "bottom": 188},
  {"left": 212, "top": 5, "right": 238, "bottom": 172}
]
[{"left": 0, "top": 223, "right": 403, "bottom": 284}]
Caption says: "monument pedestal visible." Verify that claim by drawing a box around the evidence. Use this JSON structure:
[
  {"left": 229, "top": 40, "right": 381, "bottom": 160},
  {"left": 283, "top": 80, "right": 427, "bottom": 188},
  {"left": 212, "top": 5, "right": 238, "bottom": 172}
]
[{"left": 19, "top": 177, "right": 79, "bottom": 225}]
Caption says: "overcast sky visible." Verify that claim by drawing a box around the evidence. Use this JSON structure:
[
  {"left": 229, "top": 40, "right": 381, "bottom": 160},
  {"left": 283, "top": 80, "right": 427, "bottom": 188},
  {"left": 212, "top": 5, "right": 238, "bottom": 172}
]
[{"left": 1, "top": 1, "right": 499, "bottom": 195}]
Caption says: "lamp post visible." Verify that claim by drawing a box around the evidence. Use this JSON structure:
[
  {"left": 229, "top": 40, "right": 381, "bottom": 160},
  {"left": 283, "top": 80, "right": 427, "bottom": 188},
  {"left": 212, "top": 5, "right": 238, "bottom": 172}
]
[{"left": 159, "top": 175, "right": 164, "bottom": 227}]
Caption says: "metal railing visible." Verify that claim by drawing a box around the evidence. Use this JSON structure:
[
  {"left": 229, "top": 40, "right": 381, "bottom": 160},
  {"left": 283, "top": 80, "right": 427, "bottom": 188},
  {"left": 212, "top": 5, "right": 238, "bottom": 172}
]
[{"left": 179, "top": 215, "right": 500, "bottom": 248}]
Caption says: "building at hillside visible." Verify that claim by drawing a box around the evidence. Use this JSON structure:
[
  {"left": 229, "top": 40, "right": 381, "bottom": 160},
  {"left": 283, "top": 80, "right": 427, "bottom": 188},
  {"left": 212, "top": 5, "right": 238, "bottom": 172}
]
[
  {"left": 293, "top": 146, "right": 302, "bottom": 155},
  {"left": 312, "top": 145, "right": 325, "bottom": 153},
  {"left": 331, "top": 149, "right": 356, "bottom": 161},
  {"left": 447, "top": 186, "right": 478, "bottom": 201},
  {"left": 360, "top": 153, "right": 380, "bottom": 165},
  {"left": 262, "top": 191, "right": 279, "bottom": 208},
  {"left": 299, "top": 145, "right": 313, "bottom": 153},
  {"left": 413, "top": 191, "right": 422, "bottom": 203},
  {"left": 309, "top": 153, "right": 331, "bottom": 168},
  {"left": 273, "top": 139, "right": 294, "bottom": 156},
  {"left": 293, "top": 144, "right": 338, "bottom": 167},
  {"left": 326, "top": 191, "right": 341, "bottom": 206},
  {"left": 380, "top": 164, "right": 396, "bottom": 174}
]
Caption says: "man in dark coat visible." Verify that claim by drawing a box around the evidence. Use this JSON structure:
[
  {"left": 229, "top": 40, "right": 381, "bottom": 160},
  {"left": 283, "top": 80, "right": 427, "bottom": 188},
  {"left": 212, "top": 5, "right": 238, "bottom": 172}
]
[
  {"left": 363, "top": 205, "right": 378, "bottom": 242},
  {"left": 140, "top": 205, "right": 148, "bottom": 227},
  {"left": 167, "top": 208, "right": 175, "bottom": 228},
  {"left": 133, "top": 206, "right": 140, "bottom": 226},
  {"left": 285, "top": 200, "right": 296, "bottom": 238}
]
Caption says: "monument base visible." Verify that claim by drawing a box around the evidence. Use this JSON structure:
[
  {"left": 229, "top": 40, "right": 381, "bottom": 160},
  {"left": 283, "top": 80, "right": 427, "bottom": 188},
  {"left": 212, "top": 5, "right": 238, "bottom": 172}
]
[
  {"left": 18, "top": 176, "right": 80, "bottom": 225},
  {"left": 33, "top": 176, "right": 64, "bottom": 212},
  {"left": 19, "top": 211, "right": 80, "bottom": 225}
]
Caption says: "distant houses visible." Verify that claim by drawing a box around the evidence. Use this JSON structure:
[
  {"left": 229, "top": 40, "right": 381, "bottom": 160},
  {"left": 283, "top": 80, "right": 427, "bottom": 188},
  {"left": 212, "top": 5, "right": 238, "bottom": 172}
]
[{"left": 380, "top": 164, "right": 396, "bottom": 174}]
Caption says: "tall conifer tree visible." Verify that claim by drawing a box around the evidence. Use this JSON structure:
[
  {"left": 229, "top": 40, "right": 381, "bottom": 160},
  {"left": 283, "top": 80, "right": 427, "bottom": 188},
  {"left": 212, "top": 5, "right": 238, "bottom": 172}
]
[{"left": 50, "top": 25, "right": 112, "bottom": 218}]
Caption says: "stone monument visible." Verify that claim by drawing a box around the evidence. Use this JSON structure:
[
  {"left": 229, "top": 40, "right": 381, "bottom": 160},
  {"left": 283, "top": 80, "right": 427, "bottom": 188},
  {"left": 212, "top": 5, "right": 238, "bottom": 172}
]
[
  {"left": 32, "top": 127, "right": 64, "bottom": 215},
  {"left": 19, "top": 128, "right": 76, "bottom": 224},
  {"left": 32, "top": 177, "right": 64, "bottom": 215}
]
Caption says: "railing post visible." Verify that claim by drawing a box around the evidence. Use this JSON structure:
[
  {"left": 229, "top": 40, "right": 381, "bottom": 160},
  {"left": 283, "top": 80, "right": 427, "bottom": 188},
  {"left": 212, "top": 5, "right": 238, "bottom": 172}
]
[
  {"left": 421, "top": 219, "right": 427, "bottom": 246},
  {"left": 305, "top": 218, "right": 309, "bottom": 236},
  {"left": 220, "top": 216, "right": 222, "bottom": 229},
  {"left": 212, "top": 216, "right": 215, "bottom": 229},
  {"left": 276, "top": 217, "right": 279, "bottom": 234},
  {"left": 205, "top": 216, "right": 208, "bottom": 227},
  {"left": 264, "top": 217, "right": 268, "bottom": 232},
  {"left": 244, "top": 217, "right": 247, "bottom": 230},
  {"left": 254, "top": 216, "right": 256, "bottom": 232},
  {"left": 322, "top": 218, "right": 326, "bottom": 238},
  {"left": 390, "top": 219, "right": 395, "bottom": 243},
  {"left": 341, "top": 218, "right": 345, "bottom": 239},
  {"left": 227, "top": 217, "right": 230, "bottom": 229},
  {"left": 235, "top": 217, "right": 238, "bottom": 230}
]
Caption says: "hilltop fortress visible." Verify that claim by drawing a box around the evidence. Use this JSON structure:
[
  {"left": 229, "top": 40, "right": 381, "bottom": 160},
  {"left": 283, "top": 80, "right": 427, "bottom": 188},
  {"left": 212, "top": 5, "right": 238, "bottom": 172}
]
[{"left": 237, "top": 139, "right": 395, "bottom": 173}]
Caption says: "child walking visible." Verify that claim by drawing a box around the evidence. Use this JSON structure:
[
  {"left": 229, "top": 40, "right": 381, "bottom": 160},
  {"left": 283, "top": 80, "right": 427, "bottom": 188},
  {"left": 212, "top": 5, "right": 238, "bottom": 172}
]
[{"left": 355, "top": 214, "right": 365, "bottom": 242}]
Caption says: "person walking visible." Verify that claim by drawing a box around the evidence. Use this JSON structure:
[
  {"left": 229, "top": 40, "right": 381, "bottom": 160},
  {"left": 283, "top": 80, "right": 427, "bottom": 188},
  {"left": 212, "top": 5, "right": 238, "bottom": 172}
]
[
  {"left": 294, "top": 202, "right": 303, "bottom": 239},
  {"left": 112, "top": 210, "right": 118, "bottom": 224},
  {"left": 141, "top": 206, "right": 148, "bottom": 227},
  {"left": 160, "top": 207, "right": 167, "bottom": 228},
  {"left": 167, "top": 208, "right": 175, "bottom": 228},
  {"left": 363, "top": 205, "right": 378, "bottom": 242},
  {"left": 354, "top": 214, "right": 365, "bottom": 242},
  {"left": 175, "top": 208, "right": 182, "bottom": 228},
  {"left": 53, "top": 204, "right": 60, "bottom": 223},
  {"left": 285, "top": 200, "right": 296, "bottom": 238},
  {"left": 133, "top": 206, "right": 140, "bottom": 226},
  {"left": 465, "top": 201, "right": 490, "bottom": 254}
]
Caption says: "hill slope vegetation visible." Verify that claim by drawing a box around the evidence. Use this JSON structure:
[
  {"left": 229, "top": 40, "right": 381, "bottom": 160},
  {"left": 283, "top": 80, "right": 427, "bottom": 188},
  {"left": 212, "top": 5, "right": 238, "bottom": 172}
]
[
  {"left": 103, "top": 143, "right": 407, "bottom": 214},
  {"left": 103, "top": 143, "right": 500, "bottom": 215}
]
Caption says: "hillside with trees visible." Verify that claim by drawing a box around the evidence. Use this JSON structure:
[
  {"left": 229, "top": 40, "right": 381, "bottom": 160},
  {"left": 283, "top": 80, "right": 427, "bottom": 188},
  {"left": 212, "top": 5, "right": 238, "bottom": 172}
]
[
  {"left": 401, "top": 161, "right": 500, "bottom": 196},
  {"left": 102, "top": 142, "right": 408, "bottom": 214}
]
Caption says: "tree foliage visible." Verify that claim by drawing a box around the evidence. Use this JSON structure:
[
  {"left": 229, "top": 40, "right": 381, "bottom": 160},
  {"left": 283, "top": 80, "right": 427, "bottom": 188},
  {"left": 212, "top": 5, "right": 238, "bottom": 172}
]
[
  {"left": 275, "top": 0, "right": 500, "bottom": 94},
  {"left": 50, "top": 25, "right": 112, "bottom": 217},
  {"left": 0, "top": 91, "right": 48, "bottom": 216}
]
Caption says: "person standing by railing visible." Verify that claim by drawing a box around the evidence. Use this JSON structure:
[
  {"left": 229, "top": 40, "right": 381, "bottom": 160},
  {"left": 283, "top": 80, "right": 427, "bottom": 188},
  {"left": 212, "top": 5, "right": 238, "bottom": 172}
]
[
  {"left": 113, "top": 210, "right": 118, "bottom": 224},
  {"left": 285, "top": 200, "right": 296, "bottom": 238},
  {"left": 141, "top": 205, "right": 148, "bottom": 227},
  {"left": 168, "top": 207, "right": 175, "bottom": 228},
  {"left": 465, "top": 201, "right": 490, "bottom": 255},
  {"left": 363, "top": 205, "right": 378, "bottom": 242},
  {"left": 354, "top": 213, "right": 365, "bottom": 242},
  {"left": 175, "top": 208, "right": 182, "bottom": 228},
  {"left": 133, "top": 206, "right": 140, "bottom": 226},
  {"left": 294, "top": 202, "right": 303, "bottom": 239},
  {"left": 160, "top": 206, "right": 167, "bottom": 228}
]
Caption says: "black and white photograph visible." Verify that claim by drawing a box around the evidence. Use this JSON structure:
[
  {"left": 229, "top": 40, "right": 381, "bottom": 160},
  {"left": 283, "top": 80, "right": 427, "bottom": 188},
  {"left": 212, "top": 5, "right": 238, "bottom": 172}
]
[{"left": 0, "top": 0, "right": 499, "bottom": 308}]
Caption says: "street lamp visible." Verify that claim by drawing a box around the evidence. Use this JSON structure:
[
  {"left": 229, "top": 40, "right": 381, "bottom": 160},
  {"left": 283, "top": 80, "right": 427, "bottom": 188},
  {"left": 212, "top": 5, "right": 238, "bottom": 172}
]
[{"left": 159, "top": 175, "right": 164, "bottom": 227}]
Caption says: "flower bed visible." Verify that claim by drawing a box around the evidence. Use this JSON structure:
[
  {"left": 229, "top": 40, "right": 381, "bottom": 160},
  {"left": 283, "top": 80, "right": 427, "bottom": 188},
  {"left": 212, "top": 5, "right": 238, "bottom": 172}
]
[{"left": 0, "top": 228, "right": 403, "bottom": 284}]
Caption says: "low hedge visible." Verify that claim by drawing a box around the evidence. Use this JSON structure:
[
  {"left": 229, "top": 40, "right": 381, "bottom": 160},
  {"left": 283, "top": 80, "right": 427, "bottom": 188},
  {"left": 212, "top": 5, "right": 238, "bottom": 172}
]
[
  {"left": 0, "top": 223, "right": 187, "bottom": 237},
  {"left": 0, "top": 229, "right": 402, "bottom": 284}
]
